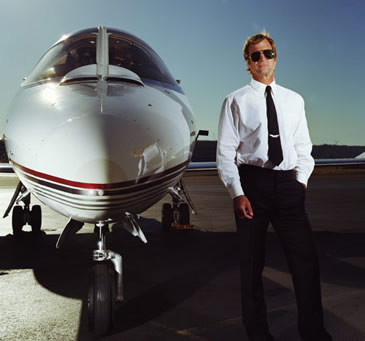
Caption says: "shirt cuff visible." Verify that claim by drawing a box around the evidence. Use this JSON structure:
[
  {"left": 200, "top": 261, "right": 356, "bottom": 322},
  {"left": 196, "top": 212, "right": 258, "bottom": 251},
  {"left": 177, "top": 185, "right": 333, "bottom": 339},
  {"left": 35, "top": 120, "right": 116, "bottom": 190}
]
[
  {"left": 227, "top": 181, "right": 244, "bottom": 199},
  {"left": 296, "top": 172, "right": 309, "bottom": 186}
]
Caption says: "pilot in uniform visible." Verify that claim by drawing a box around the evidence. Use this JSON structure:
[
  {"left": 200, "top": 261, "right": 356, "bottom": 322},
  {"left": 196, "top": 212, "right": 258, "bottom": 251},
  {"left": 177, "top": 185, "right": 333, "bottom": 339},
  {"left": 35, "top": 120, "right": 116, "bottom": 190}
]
[{"left": 217, "top": 32, "right": 332, "bottom": 341}]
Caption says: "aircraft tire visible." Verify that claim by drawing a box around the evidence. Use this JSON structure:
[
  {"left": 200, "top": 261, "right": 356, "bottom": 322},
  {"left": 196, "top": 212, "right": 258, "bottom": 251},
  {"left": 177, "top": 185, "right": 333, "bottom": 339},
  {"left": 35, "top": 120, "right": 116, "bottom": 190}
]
[
  {"left": 12, "top": 206, "right": 24, "bottom": 237},
  {"left": 179, "top": 203, "right": 190, "bottom": 225},
  {"left": 161, "top": 203, "right": 173, "bottom": 231},
  {"left": 88, "top": 262, "right": 114, "bottom": 336},
  {"left": 30, "top": 205, "right": 42, "bottom": 234}
]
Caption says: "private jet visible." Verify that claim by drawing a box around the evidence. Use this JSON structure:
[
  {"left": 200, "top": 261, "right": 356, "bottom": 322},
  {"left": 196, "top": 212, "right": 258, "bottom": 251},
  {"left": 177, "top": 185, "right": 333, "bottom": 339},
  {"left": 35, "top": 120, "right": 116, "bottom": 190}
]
[{"left": 3, "top": 26, "right": 207, "bottom": 336}]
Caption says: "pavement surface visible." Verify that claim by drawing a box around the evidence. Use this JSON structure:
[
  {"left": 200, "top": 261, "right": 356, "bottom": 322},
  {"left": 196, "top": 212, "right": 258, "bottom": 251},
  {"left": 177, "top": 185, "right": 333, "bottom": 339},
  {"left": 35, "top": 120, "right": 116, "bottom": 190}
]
[{"left": 0, "top": 171, "right": 365, "bottom": 341}]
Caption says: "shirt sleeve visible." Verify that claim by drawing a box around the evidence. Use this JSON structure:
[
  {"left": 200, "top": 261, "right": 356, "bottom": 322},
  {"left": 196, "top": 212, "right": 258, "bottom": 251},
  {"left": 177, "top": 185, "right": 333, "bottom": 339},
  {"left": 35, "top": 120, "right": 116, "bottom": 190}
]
[
  {"left": 216, "top": 96, "right": 244, "bottom": 198},
  {"left": 294, "top": 97, "right": 315, "bottom": 185}
]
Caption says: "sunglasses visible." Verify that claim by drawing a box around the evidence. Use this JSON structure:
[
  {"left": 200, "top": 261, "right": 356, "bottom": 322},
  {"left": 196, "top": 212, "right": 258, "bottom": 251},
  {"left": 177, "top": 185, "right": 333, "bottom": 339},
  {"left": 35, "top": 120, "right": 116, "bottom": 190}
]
[{"left": 250, "top": 49, "right": 275, "bottom": 62}]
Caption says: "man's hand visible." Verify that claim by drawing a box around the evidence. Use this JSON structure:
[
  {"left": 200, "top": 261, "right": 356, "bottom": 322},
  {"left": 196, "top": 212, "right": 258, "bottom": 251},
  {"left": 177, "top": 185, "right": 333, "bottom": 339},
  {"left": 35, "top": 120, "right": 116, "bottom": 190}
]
[{"left": 233, "top": 195, "right": 254, "bottom": 219}]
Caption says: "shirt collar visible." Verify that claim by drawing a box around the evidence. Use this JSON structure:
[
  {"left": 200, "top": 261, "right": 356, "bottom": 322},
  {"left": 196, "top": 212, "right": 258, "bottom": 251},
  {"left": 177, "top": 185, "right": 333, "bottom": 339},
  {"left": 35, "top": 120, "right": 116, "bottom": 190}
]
[{"left": 250, "top": 78, "right": 276, "bottom": 96}]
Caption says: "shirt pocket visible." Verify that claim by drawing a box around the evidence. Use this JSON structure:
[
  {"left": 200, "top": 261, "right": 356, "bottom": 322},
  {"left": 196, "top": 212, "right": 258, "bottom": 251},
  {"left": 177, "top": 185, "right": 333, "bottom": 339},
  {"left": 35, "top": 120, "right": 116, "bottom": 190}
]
[{"left": 240, "top": 102, "right": 266, "bottom": 139}]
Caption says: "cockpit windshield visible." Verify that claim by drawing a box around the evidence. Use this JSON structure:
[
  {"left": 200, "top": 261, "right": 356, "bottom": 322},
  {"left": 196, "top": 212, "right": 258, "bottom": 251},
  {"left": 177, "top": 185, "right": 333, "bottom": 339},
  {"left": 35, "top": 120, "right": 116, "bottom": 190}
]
[
  {"left": 108, "top": 33, "right": 177, "bottom": 86},
  {"left": 24, "top": 33, "right": 97, "bottom": 84},
  {"left": 23, "top": 28, "right": 178, "bottom": 88}
]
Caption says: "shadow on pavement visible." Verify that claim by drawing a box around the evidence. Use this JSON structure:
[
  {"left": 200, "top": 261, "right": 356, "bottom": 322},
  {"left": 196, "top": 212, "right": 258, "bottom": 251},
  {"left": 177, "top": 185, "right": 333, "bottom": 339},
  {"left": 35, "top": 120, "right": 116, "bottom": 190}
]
[{"left": 1, "top": 218, "right": 365, "bottom": 340}]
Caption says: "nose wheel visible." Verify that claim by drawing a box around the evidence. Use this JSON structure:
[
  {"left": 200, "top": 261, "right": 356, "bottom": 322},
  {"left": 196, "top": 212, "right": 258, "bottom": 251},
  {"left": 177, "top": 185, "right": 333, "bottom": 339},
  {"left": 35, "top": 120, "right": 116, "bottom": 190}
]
[
  {"left": 88, "top": 222, "right": 123, "bottom": 336},
  {"left": 88, "top": 262, "right": 116, "bottom": 336}
]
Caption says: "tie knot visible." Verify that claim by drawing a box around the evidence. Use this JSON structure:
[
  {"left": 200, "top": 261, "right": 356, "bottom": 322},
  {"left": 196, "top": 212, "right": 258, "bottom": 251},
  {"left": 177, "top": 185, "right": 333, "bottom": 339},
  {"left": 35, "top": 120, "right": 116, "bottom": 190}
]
[{"left": 266, "top": 86, "right": 272, "bottom": 94}]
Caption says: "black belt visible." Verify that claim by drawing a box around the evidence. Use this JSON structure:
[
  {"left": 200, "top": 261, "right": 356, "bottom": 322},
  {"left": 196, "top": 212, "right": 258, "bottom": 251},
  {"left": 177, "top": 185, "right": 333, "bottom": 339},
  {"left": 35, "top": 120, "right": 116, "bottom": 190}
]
[{"left": 238, "top": 164, "right": 294, "bottom": 179}]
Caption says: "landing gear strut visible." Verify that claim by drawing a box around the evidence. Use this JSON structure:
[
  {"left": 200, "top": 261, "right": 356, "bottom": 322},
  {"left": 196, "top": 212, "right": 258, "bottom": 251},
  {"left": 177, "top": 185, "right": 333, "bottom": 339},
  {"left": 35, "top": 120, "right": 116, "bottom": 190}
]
[{"left": 88, "top": 222, "right": 123, "bottom": 336}]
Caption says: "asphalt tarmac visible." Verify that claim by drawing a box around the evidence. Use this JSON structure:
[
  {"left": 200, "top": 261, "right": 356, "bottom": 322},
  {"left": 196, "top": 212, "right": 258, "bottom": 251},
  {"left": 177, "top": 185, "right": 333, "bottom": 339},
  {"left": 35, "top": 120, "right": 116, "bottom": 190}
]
[{"left": 0, "top": 171, "right": 365, "bottom": 341}]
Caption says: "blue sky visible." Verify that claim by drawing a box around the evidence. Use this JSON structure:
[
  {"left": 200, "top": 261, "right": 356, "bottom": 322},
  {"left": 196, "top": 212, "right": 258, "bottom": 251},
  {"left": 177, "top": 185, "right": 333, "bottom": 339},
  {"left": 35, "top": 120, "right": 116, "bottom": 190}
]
[{"left": 0, "top": 0, "right": 364, "bottom": 145}]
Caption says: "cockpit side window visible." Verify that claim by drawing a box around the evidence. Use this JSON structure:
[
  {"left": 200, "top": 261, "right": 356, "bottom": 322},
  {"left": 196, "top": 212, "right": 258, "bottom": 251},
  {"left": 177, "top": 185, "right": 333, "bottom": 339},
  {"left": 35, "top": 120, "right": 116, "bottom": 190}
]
[
  {"left": 24, "top": 34, "right": 97, "bottom": 84},
  {"left": 109, "top": 34, "right": 177, "bottom": 86}
]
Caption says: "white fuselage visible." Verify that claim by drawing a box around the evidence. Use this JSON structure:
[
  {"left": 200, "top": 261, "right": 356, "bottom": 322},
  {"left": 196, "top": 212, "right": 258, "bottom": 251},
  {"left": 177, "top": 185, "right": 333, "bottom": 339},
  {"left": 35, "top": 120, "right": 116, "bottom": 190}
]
[{"left": 4, "top": 28, "right": 196, "bottom": 223}]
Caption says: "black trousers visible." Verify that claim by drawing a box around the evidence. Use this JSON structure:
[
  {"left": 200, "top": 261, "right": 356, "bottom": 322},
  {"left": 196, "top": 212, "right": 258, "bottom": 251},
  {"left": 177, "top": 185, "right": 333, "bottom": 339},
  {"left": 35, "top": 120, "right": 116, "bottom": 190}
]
[{"left": 236, "top": 165, "right": 330, "bottom": 341}]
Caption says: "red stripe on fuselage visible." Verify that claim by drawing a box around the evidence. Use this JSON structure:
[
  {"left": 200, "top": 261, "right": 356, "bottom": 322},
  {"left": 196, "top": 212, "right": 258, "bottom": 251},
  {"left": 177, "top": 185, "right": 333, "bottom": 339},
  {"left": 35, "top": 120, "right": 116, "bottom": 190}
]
[{"left": 10, "top": 159, "right": 189, "bottom": 190}]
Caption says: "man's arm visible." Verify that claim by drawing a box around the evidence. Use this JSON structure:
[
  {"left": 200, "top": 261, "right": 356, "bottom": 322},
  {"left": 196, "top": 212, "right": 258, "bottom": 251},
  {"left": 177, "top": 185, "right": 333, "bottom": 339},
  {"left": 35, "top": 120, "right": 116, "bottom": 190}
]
[
  {"left": 294, "top": 97, "right": 315, "bottom": 186},
  {"left": 216, "top": 97, "right": 254, "bottom": 219}
]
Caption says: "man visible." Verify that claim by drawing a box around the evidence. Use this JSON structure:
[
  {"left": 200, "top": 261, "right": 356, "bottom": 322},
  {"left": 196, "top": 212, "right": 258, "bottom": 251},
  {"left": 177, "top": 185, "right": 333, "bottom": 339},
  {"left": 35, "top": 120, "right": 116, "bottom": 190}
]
[{"left": 216, "top": 32, "right": 332, "bottom": 341}]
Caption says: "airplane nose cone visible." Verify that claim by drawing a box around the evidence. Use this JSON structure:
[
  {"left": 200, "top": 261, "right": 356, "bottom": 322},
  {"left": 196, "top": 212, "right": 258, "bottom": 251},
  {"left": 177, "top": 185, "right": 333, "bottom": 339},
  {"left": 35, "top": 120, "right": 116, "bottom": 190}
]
[{"left": 36, "top": 114, "right": 164, "bottom": 184}]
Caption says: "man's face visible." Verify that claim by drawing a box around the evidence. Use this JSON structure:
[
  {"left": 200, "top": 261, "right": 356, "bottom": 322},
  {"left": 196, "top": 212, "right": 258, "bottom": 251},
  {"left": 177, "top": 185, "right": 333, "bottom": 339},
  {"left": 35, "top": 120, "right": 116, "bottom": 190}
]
[{"left": 247, "top": 39, "right": 276, "bottom": 83}]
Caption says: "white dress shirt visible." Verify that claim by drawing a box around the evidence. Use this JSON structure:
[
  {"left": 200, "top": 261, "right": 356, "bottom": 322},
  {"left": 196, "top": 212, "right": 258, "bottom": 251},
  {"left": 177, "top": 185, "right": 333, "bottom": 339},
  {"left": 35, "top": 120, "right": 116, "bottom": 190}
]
[{"left": 217, "top": 79, "right": 314, "bottom": 199}]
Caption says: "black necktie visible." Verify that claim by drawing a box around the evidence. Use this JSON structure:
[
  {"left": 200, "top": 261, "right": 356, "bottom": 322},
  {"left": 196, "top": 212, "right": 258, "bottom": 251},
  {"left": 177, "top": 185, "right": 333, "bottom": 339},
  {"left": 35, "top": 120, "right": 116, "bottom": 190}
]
[{"left": 266, "top": 86, "right": 283, "bottom": 166}]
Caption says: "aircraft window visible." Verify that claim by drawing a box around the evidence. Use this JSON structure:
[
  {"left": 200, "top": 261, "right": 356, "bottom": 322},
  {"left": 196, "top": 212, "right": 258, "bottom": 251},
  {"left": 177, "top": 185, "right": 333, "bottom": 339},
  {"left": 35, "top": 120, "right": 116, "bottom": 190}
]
[
  {"left": 109, "top": 34, "right": 177, "bottom": 86},
  {"left": 25, "top": 34, "right": 97, "bottom": 84}
]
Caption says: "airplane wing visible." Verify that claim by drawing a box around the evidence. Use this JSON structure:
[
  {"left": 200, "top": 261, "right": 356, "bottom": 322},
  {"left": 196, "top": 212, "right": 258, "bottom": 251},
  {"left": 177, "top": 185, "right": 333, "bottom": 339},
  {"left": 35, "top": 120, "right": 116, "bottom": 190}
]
[
  {"left": 315, "top": 158, "right": 365, "bottom": 167},
  {"left": 0, "top": 163, "right": 13, "bottom": 173},
  {"left": 2, "top": 158, "right": 365, "bottom": 175},
  {"left": 187, "top": 158, "right": 365, "bottom": 172}
]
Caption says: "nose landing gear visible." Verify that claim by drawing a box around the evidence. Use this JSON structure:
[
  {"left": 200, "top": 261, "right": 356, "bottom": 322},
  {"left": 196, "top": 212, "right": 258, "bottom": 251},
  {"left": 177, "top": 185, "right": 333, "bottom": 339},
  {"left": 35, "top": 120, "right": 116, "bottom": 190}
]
[{"left": 88, "top": 222, "right": 123, "bottom": 336}]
